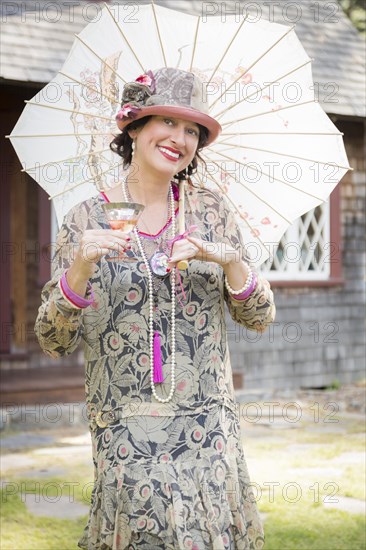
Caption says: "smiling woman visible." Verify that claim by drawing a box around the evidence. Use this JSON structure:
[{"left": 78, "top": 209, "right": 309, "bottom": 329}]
[
  {"left": 110, "top": 115, "right": 209, "bottom": 182},
  {"left": 120, "top": 116, "right": 200, "bottom": 178},
  {"left": 34, "top": 67, "right": 275, "bottom": 550}
]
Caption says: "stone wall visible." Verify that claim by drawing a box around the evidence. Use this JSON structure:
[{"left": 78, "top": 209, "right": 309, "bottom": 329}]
[{"left": 228, "top": 119, "right": 366, "bottom": 389}]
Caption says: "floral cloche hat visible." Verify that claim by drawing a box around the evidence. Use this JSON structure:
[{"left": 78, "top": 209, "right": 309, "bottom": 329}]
[{"left": 115, "top": 67, "right": 222, "bottom": 145}]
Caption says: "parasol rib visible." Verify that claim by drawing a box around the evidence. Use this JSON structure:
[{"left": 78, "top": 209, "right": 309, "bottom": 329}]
[
  {"left": 20, "top": 147, "right": 114, "bottom": 173},
  {"left": 197, "top": 168, "right": 206, "bottom": 188},
  {"left": 59, "top": 70, "right": 117, "bottom": 104},
  {"left": 203, "top": 149, "right": 325, "bottom": 202},
  {"left": 201, "top": 169, "right": 272, "bottom": 256},
  {"left": 24, "top": 100, "right": 117, "bottom": 123},
  {"left": 190, "top": 166, "right": 205, "bottom": 188},
  {"left": 189, "top": 16, "right": 201, "bottom": 72},
  {"left": 50, "top": 163, "right": 121, "bottom": 200},
  {"left": 104, "top": 2, "right": 145, "bottom": 72},
  {"left": 214, "top": 59, "right": 312, "bottom": 120},
  {"left": 202, "top": 154, "right": 293, "bottom": 222},
  {"left": 214, "top": 143, "right": 352, "bottom": 171},
  {"left": 209, "top": 24, "right": 295, "bottom": 111},
  {"left": 197, "top": 174, "right": 205, "bottom": 189},
  {"left": 177, "top": 180, "right": 189, "bottom": 270},
  {"left": 206, "top": 16, "right": 248, "bottom": 86},
  {"left": 74, "top": 33, "right": 127, "bottom": 85},
  {"left": 151, "top": 1, "right": 167, "bottom": 68},
  {"left": 221, "top": 99, "right": 316, "bottom": 127}
]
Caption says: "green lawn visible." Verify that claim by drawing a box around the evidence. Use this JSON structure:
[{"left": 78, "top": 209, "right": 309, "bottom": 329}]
[
  {"left": 260, "top": 492, "right": 365, "bottom": 550},
  {"left": 0, "top": 491, "right": 86, "bottom": 550},
  {"left": 0, "top": 409, "right": 365, "bottom": 550},
  {"left": 243, "top": 408, "right": 366, "bottom": 550}
]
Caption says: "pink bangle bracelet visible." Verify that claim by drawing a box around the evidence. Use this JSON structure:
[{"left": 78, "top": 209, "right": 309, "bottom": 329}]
[
  {"left": 59, "top": 270, "right": 95, "bottom": 309},
  {"left": 229, "top": 273, "right": 258, "bottom": 301}
]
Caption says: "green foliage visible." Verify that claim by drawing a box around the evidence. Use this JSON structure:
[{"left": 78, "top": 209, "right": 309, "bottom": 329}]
[
  {"left": 339, "top": 0, "right": 366, "bottom": 34},
  {"left": 326, "top": 378, "right": 341, "bottom": 390}
]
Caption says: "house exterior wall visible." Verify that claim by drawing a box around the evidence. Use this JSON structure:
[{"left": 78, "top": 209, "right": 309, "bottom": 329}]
[
  {"left": 1, "top": 86, "right": 35, "bottom": 361},
  {"left": 228, "top": 118, "right": 366, "bottom": 389},
  {"left": 1, "top": 104, "right": 365, "bottom": 397},
  {"left": 0, "top": 84, "right": 78, "bottom": 370}
]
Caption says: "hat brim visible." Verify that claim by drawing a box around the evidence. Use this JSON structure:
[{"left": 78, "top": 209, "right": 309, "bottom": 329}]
[{"left": 116, "top": 105, "right": 221, "bottom": 146}]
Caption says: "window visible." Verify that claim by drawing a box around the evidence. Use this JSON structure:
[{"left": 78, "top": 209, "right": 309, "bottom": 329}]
[{"left": 259, "top": 185, "right": 341, "bottom": 284}]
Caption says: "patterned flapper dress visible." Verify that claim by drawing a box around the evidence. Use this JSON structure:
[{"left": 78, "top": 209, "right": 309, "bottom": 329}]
[{"left": 35, "top": 181, "right": 275, "bottom": 549}]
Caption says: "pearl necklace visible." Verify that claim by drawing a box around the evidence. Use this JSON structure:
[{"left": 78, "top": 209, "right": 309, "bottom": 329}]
[{"left": 122, "top": 177, "right": 176, "bottom": 403}]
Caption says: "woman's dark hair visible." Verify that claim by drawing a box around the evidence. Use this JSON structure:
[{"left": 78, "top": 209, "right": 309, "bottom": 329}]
[{"left": 110, "top": 116, "right": 209, "bottom": 180}]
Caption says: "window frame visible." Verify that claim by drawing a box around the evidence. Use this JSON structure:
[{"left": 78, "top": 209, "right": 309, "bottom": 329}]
[{"left": 260, "top": 185, "right": 343, "bottom": 288}]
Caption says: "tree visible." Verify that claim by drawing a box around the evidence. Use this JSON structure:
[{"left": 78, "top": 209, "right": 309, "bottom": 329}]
[{"left": 339, "top": 0, "right": 366, "bottom": 34}]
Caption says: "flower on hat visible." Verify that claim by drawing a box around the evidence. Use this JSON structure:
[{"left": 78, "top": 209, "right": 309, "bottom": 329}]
[
  {"left": 135, "top": 70, "right": 156, "bottom": 93},
  {"left": 119, "top": 71, "right": 156, "bottom": 111},
  {"left": 116, "top": 103, "right": 141, "bottom": 122}
]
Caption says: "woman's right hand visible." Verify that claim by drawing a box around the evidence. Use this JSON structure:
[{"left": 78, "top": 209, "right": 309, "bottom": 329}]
[
  {"left": 64, "top": 229, "right": 132, "bottom": 298},
  {"left": 75, "top": 229, "right": 132, "bottom": 266}
]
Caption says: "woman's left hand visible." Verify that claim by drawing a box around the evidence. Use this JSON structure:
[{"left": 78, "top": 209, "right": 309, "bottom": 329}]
[{"left": 167, "top": 235, "right": 240, "bottom": 268}]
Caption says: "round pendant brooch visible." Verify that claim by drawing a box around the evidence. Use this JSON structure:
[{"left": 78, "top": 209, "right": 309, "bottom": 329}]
[{"left": 150, "top": 251, "right": 170, "bottom": 278}]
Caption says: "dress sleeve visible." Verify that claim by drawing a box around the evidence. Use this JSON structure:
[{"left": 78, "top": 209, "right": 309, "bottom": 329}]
[
  {"left": 34, "top": 205, "right": 88, "bottom": 358},
  {"left": 215, "top": 192, "right": 276, "bottom": 332}
]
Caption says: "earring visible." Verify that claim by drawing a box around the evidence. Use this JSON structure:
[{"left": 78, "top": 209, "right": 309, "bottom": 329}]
[
  {"left": 182, "top": 168, "right": 188, "bottom": 180},
  {"left": 184, "top": 166, "right": 191, "bottom": 180},
  {"left": 188, "top": 161, "right": 196, "bottom": 176},
  {"left": 131, "top": 140, "right": 135, "bottom": 158}
]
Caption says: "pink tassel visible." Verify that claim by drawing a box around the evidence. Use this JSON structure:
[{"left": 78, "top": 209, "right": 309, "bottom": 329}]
[{"left": 153, "top": 331, "right": 164, "bottom": 383}]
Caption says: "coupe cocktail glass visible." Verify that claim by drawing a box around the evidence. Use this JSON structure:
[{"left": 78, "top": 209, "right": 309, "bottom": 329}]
[{"left": 102, "top": 202, "right": 144, "bottom": 261}]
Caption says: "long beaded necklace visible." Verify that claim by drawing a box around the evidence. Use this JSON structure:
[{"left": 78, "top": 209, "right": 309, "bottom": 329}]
[{"left": 122, "top": 176, "right": 176, "bottom": 403}]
